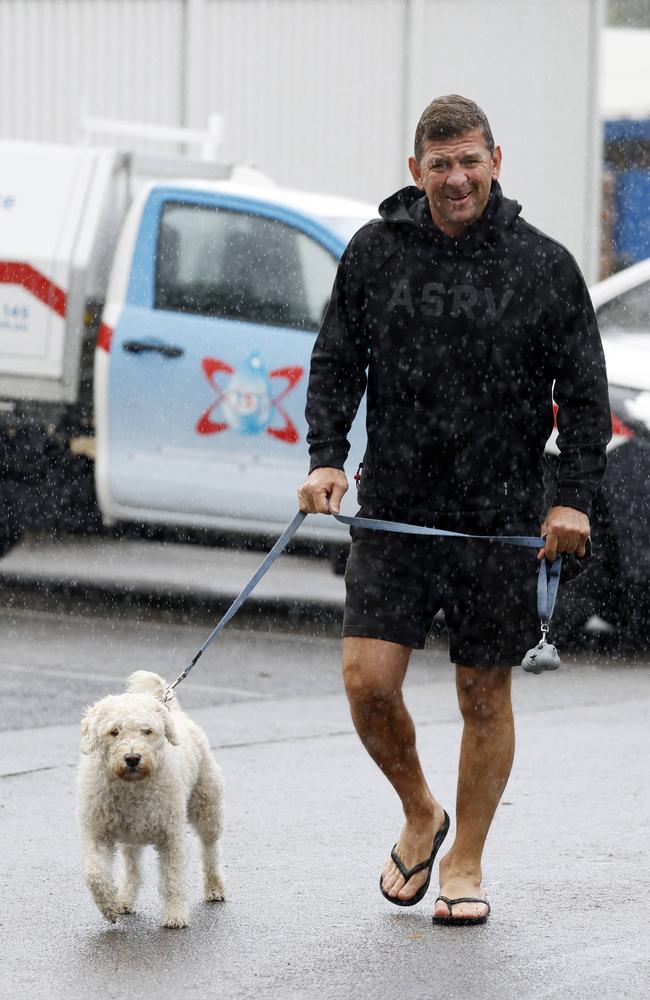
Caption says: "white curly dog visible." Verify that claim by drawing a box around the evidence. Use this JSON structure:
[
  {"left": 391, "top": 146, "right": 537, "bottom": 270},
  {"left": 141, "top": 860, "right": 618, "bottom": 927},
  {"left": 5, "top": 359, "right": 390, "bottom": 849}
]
[{"left": 78, "top": 670, "right": 225, "bottom": 928}]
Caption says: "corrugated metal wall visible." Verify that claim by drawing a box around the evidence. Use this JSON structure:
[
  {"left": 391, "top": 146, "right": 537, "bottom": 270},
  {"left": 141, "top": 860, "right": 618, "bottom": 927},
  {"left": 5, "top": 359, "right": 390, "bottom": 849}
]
[
  {"left": 0, "top": 0, "right": 183, "bottom": 140},
  {"left": 198, "top": 0, "right": 406, "bottom": 198},
  {"left": 0, "top": 0, "right": 604, "bottom": 276}
]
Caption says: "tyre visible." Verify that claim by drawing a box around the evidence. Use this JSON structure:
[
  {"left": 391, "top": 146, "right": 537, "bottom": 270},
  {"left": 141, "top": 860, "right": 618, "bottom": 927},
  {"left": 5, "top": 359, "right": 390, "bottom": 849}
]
[{"left": 0, "top": 487, "right": 24, "bottom": 558}]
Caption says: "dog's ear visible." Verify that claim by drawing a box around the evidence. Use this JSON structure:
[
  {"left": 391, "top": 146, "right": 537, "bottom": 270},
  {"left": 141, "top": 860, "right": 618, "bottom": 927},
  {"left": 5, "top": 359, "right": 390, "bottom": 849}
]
[
  {"left": 80, "top": 705, "right": 99, "bottom": 755},
  {"left": 162, "top": 708, "right": 179, "bottom": 746}
]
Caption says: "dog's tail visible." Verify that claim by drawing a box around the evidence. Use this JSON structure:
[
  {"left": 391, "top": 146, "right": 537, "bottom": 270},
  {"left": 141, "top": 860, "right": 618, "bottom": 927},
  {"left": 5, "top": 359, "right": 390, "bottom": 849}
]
[{"left": 126, "top": 671, "right": 167, "bottom": 698}]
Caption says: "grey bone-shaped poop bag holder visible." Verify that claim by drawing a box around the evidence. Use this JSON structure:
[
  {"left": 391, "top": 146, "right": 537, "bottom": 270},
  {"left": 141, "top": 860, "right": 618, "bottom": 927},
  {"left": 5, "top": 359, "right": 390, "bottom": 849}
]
[
  {"left": 521, "top": 636, "right": 561, "bottom": 674},
  {"left": 521, "top": 556, "right": 562, "bottom": 674}
]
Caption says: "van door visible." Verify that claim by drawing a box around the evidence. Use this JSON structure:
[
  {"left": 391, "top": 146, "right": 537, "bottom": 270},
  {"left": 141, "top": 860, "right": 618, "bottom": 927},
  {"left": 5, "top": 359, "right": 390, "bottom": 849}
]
[{"left": 105, "top": 188, "right": 362, "bottom": 533}]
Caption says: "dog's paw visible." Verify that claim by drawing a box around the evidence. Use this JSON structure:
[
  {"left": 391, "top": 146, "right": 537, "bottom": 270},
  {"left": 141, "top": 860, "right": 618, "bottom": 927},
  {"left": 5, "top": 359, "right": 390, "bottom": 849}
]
[
  {"left": 100, "top": 903, "right": 122, "bottom": 924},
  {"left": 204, "top": 875, "right": 226, "bottom": 902},
  {"left": 117, "top": 901, "right": 135, "bottom": 915},
  {"left": 162, "top": 909, "right": 190, "bottom": 929}
]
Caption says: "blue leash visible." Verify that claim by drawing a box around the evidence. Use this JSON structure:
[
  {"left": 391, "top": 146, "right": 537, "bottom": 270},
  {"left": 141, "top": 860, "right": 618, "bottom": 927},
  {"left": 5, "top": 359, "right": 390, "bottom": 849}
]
[
  {"left": 162, "top": 510, "right": 562, "bottom": 701},
  {"left": 333, "top": 512, "right": 563, "bottom": 673},
  {"left": 163, "top": 510, "right": 308, "bottom": 702}
]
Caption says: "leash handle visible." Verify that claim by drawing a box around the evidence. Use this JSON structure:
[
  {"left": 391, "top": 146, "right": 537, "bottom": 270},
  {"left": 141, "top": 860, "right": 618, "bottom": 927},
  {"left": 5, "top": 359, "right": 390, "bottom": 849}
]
[
  {"left": 335, "top": 507, "right": 562, "bottom": 627},
  {"left": 537, "top": 554, "right": 562, "bottom": 625},
  {"left": 332, "top": 511, "right": 543, "bottom": 549}
]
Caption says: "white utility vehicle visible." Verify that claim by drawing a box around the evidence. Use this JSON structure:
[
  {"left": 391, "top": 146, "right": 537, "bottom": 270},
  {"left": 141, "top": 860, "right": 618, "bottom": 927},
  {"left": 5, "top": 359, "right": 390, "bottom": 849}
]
[{"left": 0, "top": 136, "right": 373, "bottom": 553}]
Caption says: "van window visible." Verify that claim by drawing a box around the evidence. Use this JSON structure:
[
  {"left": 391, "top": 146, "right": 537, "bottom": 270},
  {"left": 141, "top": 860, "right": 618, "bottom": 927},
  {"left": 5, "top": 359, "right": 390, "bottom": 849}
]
[
  {"left": 596, "top": 279, "right": 650, "bottom": 334},
  {"left": 154, "top": 202, "right": 337, "bottom": 331}
]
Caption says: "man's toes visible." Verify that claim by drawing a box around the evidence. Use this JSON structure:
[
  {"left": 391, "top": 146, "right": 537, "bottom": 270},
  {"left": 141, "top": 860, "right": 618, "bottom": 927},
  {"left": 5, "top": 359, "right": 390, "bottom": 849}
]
[
  {"left": 381, "top": 872, "right": 398, "bottom": 894},
  {"left": 455, "top": 900, "right": 488, "bottom": 920},
  {"left": 397, "top": 872, "right": 426, "bottom": 900},
  {"left": 450, "top": 902, "right": 487, "bottom": 921},
  {"left": 381, "top": 868, "right": 404, "bottom": 896}
]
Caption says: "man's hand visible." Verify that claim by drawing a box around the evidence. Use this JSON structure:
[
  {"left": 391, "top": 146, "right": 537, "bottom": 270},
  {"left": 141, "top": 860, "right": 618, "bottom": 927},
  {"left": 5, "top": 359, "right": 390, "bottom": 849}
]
[
  {"left": 539, "top": 505, "right": 590, "bottom": 562},
  {"left": 298, "top": 467, "right": 348, "bottom": 515}
]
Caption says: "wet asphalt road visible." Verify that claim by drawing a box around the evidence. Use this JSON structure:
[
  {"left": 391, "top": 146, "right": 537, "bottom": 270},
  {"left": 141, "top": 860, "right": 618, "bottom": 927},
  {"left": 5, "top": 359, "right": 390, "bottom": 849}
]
[{"left": 2, "top": 574, "right": 650, "bottom": 999}]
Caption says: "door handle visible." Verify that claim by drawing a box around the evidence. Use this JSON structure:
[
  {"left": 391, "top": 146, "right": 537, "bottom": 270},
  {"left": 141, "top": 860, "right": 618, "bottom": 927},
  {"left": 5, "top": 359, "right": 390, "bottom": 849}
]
[{"left": 122, "top": 340, "right": 185, "bottom": 359}]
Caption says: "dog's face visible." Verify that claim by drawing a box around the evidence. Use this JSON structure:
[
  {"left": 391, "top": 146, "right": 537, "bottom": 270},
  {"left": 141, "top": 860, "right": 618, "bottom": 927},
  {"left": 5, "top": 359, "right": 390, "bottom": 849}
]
[{"left": 80, "top": 693, "right": 178, "bottom": 782}]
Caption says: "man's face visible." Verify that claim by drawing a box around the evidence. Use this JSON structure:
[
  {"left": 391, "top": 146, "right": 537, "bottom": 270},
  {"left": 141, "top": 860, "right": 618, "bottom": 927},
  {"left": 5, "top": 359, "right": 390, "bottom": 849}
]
[{"left": 408, "top": 129, "right": 502, "bottom": 238}]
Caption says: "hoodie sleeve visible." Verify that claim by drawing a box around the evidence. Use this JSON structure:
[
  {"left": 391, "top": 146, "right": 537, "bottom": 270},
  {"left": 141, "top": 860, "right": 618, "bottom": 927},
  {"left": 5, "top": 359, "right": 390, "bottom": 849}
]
[
  {"left": 546, "top": 252, "right": 612, "bottom": 517},
  {"left": 305, "top": 240, "right": 370, "bottom": 473}
]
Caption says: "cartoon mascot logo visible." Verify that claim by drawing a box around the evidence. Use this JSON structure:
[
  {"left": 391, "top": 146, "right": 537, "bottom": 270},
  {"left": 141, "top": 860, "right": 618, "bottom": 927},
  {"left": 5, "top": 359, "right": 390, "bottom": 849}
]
[{"left": 196, "top": 351, "right": 303, "bottom": 443}]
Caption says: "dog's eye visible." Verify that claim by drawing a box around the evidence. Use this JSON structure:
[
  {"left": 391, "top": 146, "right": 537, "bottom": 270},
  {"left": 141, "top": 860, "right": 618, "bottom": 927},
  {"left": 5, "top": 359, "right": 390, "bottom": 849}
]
[
  {"left": 142, "top": 729, "right": 152, "bottom": 736},
  {"left": 110, "top": 728, "right": 119, "bottom": 737}
]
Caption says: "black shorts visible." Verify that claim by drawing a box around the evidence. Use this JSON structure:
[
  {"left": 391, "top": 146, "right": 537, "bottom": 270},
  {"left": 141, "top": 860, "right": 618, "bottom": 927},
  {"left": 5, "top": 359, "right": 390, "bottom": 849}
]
[{"left": 343, "top": 508, "right": 542, "bottom": 667}]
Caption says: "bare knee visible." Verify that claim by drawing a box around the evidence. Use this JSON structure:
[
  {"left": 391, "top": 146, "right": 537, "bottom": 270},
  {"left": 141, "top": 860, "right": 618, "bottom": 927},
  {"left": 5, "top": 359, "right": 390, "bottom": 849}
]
[
  {"left": 456, "top": 665, "right": 512, "bottom": 725},
  {"left": 342, "top": 638, "right": 410, "bottom": 710}
]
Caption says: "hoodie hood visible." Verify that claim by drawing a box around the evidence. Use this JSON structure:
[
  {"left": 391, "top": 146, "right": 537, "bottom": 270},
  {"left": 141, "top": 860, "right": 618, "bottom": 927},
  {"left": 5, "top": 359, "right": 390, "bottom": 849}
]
[{"left": 378, "top": 181, "right": 521, "bottom": 251}]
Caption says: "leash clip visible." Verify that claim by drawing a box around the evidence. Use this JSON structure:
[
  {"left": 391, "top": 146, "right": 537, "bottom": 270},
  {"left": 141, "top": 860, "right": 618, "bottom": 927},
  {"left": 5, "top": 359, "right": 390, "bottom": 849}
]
[
  {"left": 522, "top": 616, "right": 561, "bottom": 674},
  {"left": 522, "top": 636, "right": 561, "bottom": 674}
]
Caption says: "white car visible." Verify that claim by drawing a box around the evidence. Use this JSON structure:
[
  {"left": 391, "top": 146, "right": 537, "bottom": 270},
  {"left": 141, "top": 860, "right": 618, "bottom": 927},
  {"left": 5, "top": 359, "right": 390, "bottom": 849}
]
[{"left": 556, "top": 258, "right": 650, "bottom": 644}]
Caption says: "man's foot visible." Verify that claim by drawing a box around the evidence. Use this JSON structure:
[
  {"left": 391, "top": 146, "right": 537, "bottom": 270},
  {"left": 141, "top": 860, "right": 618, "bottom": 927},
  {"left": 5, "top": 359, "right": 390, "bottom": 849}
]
[
  {"left": 380, "top": 803, "right": 447, "bottom": 903},
  {"left": 433, "top": 868, "right": 489, "bottom": 923}
]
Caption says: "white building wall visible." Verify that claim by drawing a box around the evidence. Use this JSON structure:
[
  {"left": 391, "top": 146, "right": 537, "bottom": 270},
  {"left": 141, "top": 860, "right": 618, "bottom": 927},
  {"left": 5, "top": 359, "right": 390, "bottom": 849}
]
[
  {"left": 0, "top": 0, "right": 604, "bottom": 277},
  {"left": 404, "top": 0, "right": 603, "bottom": 279},
  {"left": 198, "top": 0, "right": 406, "bottom": 202},
  {"left": 0, "top": 0, "right": 184, "bottom": 140}
]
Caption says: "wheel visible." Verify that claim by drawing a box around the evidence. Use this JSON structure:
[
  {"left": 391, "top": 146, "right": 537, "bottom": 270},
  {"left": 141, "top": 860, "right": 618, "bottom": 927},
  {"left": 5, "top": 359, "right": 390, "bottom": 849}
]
[
  {"left": 0, "top": 457, "right": 25, "bottom": 558},
  {"left": 0, "top": 496, "right": 24, "bottom": 558}
]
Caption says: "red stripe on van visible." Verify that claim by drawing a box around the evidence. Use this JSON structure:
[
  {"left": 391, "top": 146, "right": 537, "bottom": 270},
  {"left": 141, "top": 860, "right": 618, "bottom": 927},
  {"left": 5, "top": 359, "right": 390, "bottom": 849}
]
[
  {"left": 0, "top": 261, "right": 67, "bottom": 316},
  {"left": 97, "top": 322, "right": 113, "bottom": 352}
]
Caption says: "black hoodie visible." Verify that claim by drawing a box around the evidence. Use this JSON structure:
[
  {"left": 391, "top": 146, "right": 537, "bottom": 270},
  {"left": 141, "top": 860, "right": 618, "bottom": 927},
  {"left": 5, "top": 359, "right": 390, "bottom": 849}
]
[{"left": 306, "top": 182, "right": 611, "bottom": 520}]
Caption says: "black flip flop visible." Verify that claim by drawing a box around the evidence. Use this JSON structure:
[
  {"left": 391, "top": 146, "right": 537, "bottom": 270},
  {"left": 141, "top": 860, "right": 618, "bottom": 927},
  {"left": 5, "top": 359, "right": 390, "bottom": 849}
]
[
  {"left": 432, "top": 894, "right": 491, "bottom": 926},
  {"left": 380, "top": 810, "right": 450, "bottom": 907}
]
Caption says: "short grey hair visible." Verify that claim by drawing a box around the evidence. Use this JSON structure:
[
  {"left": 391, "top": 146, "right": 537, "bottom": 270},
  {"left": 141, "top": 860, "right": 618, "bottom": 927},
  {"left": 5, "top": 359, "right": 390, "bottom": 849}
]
[{"left": 414, "top": 95, "right": 495, "bottom": 162}]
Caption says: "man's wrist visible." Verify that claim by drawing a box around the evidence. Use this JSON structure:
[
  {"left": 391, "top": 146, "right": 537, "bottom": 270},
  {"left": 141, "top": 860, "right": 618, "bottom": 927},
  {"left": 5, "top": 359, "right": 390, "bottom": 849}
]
[
  {"left": 308, "top": 456, "right": 346, "bottom": 475},
  {"left": 551, "top": 487, "right": 593, "bottom": 518}
]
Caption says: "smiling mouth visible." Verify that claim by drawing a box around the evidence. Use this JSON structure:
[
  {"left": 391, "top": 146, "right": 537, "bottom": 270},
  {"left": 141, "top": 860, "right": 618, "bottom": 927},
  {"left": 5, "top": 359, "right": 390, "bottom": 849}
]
[{"left": 448, "top": 192, "right": 471, "bottom": 203}]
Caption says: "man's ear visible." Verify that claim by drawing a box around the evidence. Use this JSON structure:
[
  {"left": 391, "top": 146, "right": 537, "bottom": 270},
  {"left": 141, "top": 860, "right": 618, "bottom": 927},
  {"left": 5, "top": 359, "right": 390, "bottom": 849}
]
[
  {"left": 163, "top": 709, "right": 179, "bottom": 746},
  {"left": 491, "top": 144, "right": 502, "bottom": 181},
  {"left": 80, "top": 706, "right": 99, "bottom": 755},
  {"left": 408, "top": 155, "right": 424, "bottom": 189}
]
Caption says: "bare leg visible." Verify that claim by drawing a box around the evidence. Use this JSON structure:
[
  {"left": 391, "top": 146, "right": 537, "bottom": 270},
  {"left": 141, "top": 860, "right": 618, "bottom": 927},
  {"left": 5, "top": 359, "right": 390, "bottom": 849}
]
[
  {"left": 434, "top": 664, "right": 515, "bottom": 921},
  {"left": 343, "top": 637, "right": 447, "bottom": 902},
  {"left": 118, "top": 845, "right": 143, "bottom": 913}
]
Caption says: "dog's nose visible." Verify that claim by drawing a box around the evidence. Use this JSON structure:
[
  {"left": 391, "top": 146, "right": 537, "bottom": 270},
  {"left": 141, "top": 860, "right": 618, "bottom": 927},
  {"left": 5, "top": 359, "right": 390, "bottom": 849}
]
[{"left": 124, "top": 754, "right": 141, "bottom": 769}]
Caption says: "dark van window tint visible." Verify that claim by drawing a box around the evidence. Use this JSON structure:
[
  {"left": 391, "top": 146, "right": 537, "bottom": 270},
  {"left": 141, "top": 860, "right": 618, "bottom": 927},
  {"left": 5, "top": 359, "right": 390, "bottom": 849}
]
[
  {"left": 155, "top": 201, "right": 337, "bottom": 330},
  {"left": 596, "top": 279, "right": 650, "bottom": 334}
]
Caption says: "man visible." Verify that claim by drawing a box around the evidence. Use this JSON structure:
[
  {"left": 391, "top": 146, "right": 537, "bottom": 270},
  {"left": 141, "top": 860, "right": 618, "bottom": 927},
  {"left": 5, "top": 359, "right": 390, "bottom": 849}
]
[{"left": 298, "top": 95, "right": 611, "bottom": 925}]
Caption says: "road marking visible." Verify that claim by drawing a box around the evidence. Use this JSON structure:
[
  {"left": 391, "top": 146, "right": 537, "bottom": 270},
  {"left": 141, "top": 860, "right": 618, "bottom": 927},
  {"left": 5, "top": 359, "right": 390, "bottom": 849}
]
[
  {"left": 4, "top": 661, "right": 268, "bottom": 700},
  {"left": 0, "top": 603, "right": 338, "bottom": 645}
]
